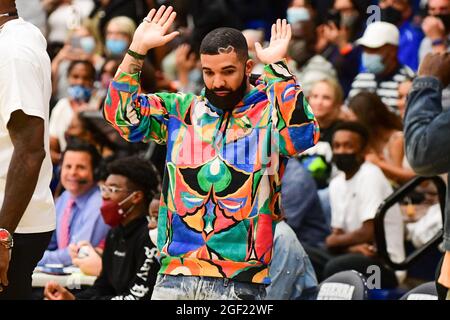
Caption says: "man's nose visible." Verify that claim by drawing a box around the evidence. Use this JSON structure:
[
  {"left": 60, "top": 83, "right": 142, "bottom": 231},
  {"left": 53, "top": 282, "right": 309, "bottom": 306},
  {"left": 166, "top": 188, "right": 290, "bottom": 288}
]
[{"left": 212, "top": 76, "right": 226, "bottom": 89}]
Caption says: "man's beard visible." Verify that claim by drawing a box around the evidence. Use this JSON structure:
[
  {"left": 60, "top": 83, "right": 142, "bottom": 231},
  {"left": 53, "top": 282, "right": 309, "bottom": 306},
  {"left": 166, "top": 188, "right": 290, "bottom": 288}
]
[{"left": 204, "top": 75, "right": 248, "bottom": 111}]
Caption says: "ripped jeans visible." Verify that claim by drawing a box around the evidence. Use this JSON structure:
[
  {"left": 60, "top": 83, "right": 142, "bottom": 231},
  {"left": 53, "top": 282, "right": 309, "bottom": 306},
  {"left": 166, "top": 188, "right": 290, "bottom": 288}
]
[{"left": 151, "top": 274, "right": 267, "bottom": 300}]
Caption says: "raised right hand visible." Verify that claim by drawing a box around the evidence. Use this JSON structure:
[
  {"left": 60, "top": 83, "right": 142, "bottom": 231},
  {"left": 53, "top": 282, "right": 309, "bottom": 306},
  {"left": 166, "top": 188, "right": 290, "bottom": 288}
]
[
  {"left": 418, "top": 53, "right": 450, "bottom": 87},
  {"left": 129, "top": 5, "right": 179, "bottom": 55}
]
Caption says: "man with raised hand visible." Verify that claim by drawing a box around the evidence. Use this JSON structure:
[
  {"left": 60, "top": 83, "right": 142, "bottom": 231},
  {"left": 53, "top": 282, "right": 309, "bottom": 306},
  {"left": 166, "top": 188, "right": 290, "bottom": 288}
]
[{"left": 103, "top": 5, "right": 319, "bottom": 300}]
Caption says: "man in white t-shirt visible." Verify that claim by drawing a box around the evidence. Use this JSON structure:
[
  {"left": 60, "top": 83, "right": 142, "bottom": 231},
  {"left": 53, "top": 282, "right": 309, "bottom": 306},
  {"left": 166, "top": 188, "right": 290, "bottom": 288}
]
[
  {"left": 0, "top": 0, "right": 56, "bottom": 299},
  {"left": 306, "top": 121, "right": 405, "bottom": 289}
]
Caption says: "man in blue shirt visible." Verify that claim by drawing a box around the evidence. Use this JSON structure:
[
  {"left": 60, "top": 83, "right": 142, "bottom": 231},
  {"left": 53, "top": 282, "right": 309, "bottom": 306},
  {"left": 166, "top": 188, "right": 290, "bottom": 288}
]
[
  {"left": 38, "top": 140, "right": 110, "bottom": 267},
  {"left": 379, "top": 0, "right": 424, "bottom": 71}
]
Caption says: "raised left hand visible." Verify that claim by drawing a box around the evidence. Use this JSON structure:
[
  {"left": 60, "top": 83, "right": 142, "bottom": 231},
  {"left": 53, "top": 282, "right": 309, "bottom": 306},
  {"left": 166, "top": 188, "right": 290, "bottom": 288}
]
[{"left": 255, "top": 19, "right": 291, "bottom": 65}]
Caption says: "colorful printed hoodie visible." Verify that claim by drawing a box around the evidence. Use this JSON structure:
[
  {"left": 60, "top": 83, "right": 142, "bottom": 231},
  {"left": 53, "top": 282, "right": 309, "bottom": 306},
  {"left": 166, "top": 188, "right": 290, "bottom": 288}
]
[{"left": 103, "top": 60, "right": 319, "bottom": 284}]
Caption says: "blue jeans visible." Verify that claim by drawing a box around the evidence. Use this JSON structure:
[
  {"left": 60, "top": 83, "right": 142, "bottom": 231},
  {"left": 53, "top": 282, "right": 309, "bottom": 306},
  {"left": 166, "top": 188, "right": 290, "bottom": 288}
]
[{"left": 151, "top": 274, "right": 267, "bottom": 300}]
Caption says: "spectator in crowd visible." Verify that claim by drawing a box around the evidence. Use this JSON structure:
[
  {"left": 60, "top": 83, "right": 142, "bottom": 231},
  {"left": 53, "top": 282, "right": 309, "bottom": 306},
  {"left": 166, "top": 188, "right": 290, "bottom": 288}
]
[
  {"left": 419, "top": 0, "right": 450, "bottom": 60},
  {"left": 317, "top": 0, "right": 366, "bottom": 96},
  {"left": 38, "top": 140, "right": 110, "bottom": 267},
  {"left": 103, "top": 6, "right": 319, "bottom": 300},
  {"left": 287, "top": 4, "right": 337, "bottom": 95},
  {"left": 45, "top": 0, "right": 94, "bottom": 52},
  {"left": 348, "top": 21, "right": 415, "bottom": 113},
  {"left": 49, "top": 60, "right": 97, "bottom": 164},
  {"left": 0, "top": 0, "right": 55, "bottom": 299},
  {"left": 89, "top": 0, "right": 153, "bottom": 43},
  {"left": 307, "top": 122, "right": 405, "bottom": 288},
  {"left": 348, "top": 91, "right": 416, "bottom": 185},
  {"left": 104, "top": 15, "right": 157, "bottom": 93},
  {"left": 242, "top": 29, "right": 266, "bottom": 74},
  {"left": 301, "top": 78, "right": 346, "bottom": 189},
  {"left": 173, "top": 43, "right": 202, "bottom": 94},
  {"left": 299, "top": 78, "right": 350, "bottom": 222},
  {"left": 265, "top": 219, "right": 318, "bottom": 300},
  {"left": 51, "top": 22, "right": 104, "bottom": 102},
  {"left": 419, "top": 0, "right": 450, "bottom": 109},
  {"left": 404, "top": 52, "right": 450, "bottom": 300},
  {"left": 44, "top": 156, "right": 160, "bottom": 300},
  {"left": 379, "top": 0, "right": 424, "bottom": 71}
]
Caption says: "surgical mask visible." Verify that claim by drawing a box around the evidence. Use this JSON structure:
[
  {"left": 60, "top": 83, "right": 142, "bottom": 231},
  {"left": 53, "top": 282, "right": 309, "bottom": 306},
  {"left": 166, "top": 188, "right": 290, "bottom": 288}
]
[
  {"left": 287, "top": 7, "right": 310, "bottom": 25},
  {"left": 80, "top": 36, "right": 96, "bottom": 54},
  {"left": 204, "top": 75, "right": 248, "bottom": 111},
  {"left": 106, "top": 39, "right": 128, "bottom": 57},
  {"left": 68, "top": 85, "right": 92, "bottom": 103},
  {"left": 333, "top": 153, "right": 361, "bottom": 173},
  {"left": 149, "top": 227, "right": 158, "bottom": 246},
  {"left": 100, "top": 192, "right": 136, "bottom": 227},
  {"left": 380, "top": 7, "right": 403, "bottom": 26},
  {"left": 362, "top": 52, "right": 386, "bottom": 75}
]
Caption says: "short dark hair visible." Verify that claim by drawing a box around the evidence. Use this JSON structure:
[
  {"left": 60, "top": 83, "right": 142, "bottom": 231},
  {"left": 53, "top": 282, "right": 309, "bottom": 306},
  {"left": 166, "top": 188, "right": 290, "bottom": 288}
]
[
  {"left": 107, "top": 156, "right": 160, "bottom": 206},
  {"left": 332, "top": 121, "right": 369, "bottom": 150},
  {"left": 62, "top": 139, "right": 102, "bottom": 178},
  {"left": 67, "top": 60, "right": 96, "bottom": 81},
  {"left": 200, "top": 27, "right": 248, "bottom": 62}
]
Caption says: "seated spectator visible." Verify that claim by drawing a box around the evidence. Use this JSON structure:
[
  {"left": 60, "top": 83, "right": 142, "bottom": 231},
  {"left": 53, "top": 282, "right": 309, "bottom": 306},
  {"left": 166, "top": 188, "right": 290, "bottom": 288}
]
[
  {"left": 348, "top": 92, "right": 416, "bottom": 185},
  {"left": 418, "top": 0, "right": 450, "bottom": 109},
  {"left": 49, "top": 60, "right": 97, "bottom": 164},
  {"left": 418, "top": 0, "right": 450, "bottom": 61},
  {"left": 44, "top": 156, "right": 161, "bottom": 300},
  {"left": 286, "top": 9, "right": 337, "bottom": 95},
  {"left": 51, "top": 21, "right": 104, "bottom": 102},
  {"left": 348, "top": 21, "right": 415, "bottom": 113},
  {"left": 301, "top": 78, "right": 347, "bottom": 189},
  {"left": 379, "top": 0, "right": 424, "bottom": 71},
  {"left": 242, "top": 29, "right": 265, "bottom": 74},
  {"left": 38, "top": 140, "right": 110, "bottom": 267},
  {"left": 307, "top": 122, "right": 405, "bottom": 288},
  {"left": 103, "top": 16, "right": 157, "bottom": 93},
  {"left": 317, "top": 0, "right": 366, "bottom": 95},
  {"left": 265, "top": 220, "right": 318, "bottom": 300}
]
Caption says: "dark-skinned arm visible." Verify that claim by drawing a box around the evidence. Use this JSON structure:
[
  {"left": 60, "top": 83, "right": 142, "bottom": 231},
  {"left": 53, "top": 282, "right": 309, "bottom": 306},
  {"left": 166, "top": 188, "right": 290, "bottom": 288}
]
[
  {"left": 0, "top": 110, "right": 46, "bottom": 288},
  {"left": 325, "top": 220, "right": 374, "bottom": 251}
]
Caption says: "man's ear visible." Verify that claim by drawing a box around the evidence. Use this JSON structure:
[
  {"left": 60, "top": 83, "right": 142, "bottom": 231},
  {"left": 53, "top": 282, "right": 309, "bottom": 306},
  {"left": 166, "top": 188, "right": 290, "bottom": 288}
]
[
  {"left": 131, "top": 190, "right": 145, "bottom": 205},
  {"left": 245, "top": 59, "right": 254, "bottom": 76}
]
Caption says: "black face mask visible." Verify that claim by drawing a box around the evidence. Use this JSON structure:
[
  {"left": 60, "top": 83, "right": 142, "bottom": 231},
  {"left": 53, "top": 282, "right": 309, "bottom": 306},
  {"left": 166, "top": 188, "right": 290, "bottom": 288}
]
[
  {"left": 204, "top": 75, "right": 248, "bottom": 111},
  {"left": 333, "top": 153, "right": 362, "bottom": 173},
  {"left": 381, "top": 7, "right": 403, "bottom": 26},
  {"left": 435, "top": 14, "right": 450, "bottom": 33}
]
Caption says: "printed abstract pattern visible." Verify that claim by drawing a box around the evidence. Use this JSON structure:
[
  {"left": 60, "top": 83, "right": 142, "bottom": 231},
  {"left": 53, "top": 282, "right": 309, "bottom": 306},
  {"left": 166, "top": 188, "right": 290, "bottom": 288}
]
[{"left": 104, "top": 60, "right": 319, "bottom": 284}]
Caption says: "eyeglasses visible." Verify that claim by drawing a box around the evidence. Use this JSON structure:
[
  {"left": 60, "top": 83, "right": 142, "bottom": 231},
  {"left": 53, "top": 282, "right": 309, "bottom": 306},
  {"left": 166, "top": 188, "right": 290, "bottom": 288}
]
[{"left": 100, "top": 184, "right": 132, "bottom": 195}]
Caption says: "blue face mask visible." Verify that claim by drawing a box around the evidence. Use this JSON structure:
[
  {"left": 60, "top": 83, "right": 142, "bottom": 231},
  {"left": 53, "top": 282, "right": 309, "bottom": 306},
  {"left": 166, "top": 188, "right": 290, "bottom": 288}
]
[
  {"left": 68, "top": 85, "right": 92, "bottom": 103},
  {"left": 80, "top": 36, "right": 96, "bottom": 54},
  {"left": 362, "top": 52, "right": 386, "bottom": 75},
  {"left": 287, "top": 7, "right": 310, "bottom": 24},
  {"left": 106, "top": 39, "right": 128, "bottom": 57}
]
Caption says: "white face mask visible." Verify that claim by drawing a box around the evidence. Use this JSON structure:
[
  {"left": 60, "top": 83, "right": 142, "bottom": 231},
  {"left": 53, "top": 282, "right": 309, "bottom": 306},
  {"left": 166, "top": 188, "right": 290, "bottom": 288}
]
[{"left": 149, "top": 227, "right": 158, "bottom": 246}]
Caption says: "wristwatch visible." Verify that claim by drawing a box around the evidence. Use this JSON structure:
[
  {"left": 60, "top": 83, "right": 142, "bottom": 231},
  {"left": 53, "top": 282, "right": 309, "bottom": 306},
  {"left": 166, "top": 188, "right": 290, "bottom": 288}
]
[{"left": 0, "top": 228, "right": 13, "bottom": 249}]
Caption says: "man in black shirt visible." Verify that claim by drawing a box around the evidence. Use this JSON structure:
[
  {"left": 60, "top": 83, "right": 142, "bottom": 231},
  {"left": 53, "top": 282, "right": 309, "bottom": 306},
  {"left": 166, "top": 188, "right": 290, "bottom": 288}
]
[{"left": 44, "top": 156, "right": 160, "bottom": 300}]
